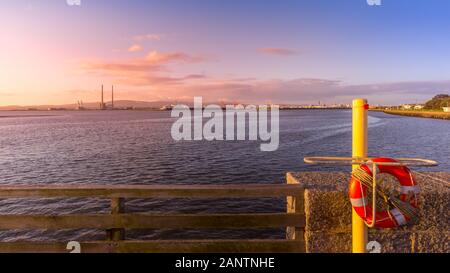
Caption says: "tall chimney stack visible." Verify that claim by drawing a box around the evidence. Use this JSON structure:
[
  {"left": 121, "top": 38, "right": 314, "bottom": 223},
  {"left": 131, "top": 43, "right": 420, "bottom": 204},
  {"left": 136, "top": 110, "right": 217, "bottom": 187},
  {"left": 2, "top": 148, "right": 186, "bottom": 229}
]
[{"left": 112, "top": 85, "right": 114, "bottom": 110}]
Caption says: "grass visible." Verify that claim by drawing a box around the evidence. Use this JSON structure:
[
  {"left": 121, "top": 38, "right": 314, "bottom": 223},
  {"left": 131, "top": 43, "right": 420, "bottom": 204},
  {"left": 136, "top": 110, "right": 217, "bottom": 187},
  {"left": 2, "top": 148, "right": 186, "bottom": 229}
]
[{"left": 383, "top": 109, "right": 450, "bottom": 120}]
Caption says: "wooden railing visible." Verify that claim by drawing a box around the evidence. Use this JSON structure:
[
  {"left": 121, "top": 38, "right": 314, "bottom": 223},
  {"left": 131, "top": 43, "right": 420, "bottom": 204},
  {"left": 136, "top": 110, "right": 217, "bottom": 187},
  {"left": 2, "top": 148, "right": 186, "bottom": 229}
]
[{"left": 0, "top": 183, "right": 305, "bottom": 253}]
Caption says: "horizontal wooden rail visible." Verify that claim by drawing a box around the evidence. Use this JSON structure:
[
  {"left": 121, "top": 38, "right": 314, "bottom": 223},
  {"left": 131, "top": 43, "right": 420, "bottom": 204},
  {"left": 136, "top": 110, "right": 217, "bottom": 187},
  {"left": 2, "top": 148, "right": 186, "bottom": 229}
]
[
  {"left": 0, "top": 184, "right": 306, "bottom": 253},
  {"left": 0, "top": 184, "right": 303, "bottom": 198},
  {"left": 0, "top": 213, "right": 305, "bottom": 230},
  {"left": 0, "top": 239, "right": 306, "bottom": 253}
]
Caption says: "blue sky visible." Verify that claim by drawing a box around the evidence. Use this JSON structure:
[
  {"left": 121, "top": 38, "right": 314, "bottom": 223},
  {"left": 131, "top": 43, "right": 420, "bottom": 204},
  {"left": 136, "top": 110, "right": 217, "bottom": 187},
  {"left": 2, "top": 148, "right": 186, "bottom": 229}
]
[{"left": 1, "top": 0, "right": 450, "bottom": 105}]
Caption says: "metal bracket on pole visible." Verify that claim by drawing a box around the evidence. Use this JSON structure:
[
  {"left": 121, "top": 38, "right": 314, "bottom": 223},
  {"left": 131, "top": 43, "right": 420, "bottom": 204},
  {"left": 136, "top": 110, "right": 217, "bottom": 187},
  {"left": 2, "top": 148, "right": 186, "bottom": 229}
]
[{"left": 304, "top": 157, "right": 438, "bottom": 167}]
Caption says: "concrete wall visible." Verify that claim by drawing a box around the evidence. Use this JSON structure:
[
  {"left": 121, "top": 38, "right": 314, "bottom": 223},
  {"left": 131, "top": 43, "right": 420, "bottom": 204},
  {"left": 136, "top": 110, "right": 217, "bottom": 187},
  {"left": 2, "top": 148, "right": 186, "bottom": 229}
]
[{"left": 287, "top": 172, "right": 449, "bottom": 253}]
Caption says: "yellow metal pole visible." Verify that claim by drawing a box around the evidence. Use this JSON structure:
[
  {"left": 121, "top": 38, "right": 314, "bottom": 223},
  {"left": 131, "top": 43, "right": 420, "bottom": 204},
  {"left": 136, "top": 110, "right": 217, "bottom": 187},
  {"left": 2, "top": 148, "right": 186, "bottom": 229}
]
[{"left": 352, "top": 98, "right": 368, "bottom": 253}]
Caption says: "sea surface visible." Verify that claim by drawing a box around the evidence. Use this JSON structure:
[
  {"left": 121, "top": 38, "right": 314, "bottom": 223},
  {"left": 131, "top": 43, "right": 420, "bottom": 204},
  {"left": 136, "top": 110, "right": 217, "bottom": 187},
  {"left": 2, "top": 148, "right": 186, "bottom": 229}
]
[{"left": 0, "top": 110, "right": 448, "bottom": 241}]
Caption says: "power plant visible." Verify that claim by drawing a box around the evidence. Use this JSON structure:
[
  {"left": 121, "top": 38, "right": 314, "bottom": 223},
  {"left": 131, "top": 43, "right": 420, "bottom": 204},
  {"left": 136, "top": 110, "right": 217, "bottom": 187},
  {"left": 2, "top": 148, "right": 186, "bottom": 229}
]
[
  {"left": 112, "top": 85, "right": 114, "bottom": 109},
  {"left": 99, "top": 84, "right": 114, "bottom": 110},
  {"left": 99, "top": 85, "right": 105, "bottom": 110}
]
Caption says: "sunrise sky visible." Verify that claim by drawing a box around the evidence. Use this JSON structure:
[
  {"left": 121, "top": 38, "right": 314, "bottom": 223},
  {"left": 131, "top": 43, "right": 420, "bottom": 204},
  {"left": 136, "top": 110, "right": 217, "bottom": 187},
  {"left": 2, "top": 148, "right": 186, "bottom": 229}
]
[{"left": 1, "top": 0, "right": 450, "bottom": 106}]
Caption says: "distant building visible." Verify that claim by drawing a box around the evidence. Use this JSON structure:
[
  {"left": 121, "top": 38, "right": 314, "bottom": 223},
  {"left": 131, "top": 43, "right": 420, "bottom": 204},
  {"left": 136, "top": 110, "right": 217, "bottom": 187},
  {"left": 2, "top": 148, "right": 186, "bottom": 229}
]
[
  {"left": 160, "top": 105, "right": 174, "bottom": 111},
  {"left": 443, "top": 107, "right": 450, "bottom": 113},
  {"left": 402, "top": 104, "right": 413, "bottom": 110},
  {"left": 414, "top": 105, "right": 424, "bottom": 110}
]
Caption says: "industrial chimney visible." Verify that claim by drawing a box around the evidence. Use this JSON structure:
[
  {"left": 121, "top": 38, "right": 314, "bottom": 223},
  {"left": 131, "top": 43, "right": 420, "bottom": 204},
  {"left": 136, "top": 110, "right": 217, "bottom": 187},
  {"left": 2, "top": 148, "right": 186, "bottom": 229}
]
[
  {"left": 100, "top": 84, "right": 106, "bottom": 110},
  {"left": 102, "top": 84, "right": 104, "bottom": 110},
  {"left": 112, "top": 85, "right": 114, "bottom": 110}
]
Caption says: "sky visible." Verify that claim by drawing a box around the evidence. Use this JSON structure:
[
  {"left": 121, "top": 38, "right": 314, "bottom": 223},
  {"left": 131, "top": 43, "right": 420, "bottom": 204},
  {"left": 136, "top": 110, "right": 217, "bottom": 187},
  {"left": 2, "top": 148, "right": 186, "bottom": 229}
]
[{"left": 1, "top": 0, "right": 450, "bottom": 106}]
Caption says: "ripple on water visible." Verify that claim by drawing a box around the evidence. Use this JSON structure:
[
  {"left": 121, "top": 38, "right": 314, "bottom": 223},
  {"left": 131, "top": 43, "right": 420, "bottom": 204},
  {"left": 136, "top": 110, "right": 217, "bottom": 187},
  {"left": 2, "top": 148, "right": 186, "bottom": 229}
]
[{"left": 0, "top": 110, "right": 448, "bottom": 241}]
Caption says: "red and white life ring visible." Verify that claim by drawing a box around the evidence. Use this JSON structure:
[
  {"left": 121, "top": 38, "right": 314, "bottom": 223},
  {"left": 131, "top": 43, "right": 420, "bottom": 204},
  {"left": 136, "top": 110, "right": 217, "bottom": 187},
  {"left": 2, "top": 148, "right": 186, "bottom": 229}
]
[{"left": 349, "top": 157, "right": 419, "bottom": 228}]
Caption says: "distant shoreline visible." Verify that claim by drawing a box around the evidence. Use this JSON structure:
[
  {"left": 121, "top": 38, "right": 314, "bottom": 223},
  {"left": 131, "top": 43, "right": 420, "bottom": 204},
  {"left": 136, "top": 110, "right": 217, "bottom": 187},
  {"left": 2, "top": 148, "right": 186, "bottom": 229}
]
[
  {"left": 382, "top": 110, "right": 450, "bottom": 120},
  {"left": 0, "top": 114, "right": 57, "bottom": 119},
  {"left": 0, "top": 108, "right": 352, "bottom": 112}
]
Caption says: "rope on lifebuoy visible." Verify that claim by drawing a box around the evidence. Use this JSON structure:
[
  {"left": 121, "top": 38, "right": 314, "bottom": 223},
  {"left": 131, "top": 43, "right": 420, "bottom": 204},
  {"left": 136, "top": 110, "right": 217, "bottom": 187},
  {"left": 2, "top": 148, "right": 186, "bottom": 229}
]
[{"left": 349, "top": 157, "right": 420, "bottom": 228}]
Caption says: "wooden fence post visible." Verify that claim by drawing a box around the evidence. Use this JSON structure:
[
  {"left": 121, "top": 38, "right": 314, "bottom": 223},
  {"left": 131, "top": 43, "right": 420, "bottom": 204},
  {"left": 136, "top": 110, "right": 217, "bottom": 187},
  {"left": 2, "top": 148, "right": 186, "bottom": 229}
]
[
  {"left": 106, "top": 198, "right": 125, "bottom": 241},
  {"left": 286, "top": 173, "right": 304, "bottom": 241}
]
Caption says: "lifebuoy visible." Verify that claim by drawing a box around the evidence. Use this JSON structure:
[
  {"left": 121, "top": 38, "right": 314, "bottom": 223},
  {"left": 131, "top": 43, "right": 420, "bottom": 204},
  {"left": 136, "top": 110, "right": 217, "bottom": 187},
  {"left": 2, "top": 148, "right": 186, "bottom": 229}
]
[{"left": 349, "top": 157, "right": 419, "bottom": 228}]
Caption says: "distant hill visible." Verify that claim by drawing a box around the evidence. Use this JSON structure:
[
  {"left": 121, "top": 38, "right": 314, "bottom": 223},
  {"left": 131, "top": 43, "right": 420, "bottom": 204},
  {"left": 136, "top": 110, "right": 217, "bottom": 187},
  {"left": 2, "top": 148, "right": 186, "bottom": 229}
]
[
  {"left": 0, "top": 100, "right": 182, "bottom": 111},
  {"left": 0, "top": 99, "right": 251, "bottom": 111},
  {"left": 424, "top": 94, "right": 450, "bottom": 110}
]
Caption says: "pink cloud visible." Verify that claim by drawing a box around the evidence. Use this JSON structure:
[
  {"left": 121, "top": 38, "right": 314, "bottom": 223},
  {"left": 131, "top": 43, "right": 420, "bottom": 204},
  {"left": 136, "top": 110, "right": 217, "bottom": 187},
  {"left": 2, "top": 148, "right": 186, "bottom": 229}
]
[
  {"left": 116, "top": 74, "right": 208, "bottom": 87},
  {"left": 128, "top": 44, "right": 143, "bottom": 52},
  {"left": 81, "top": 50, "right": 209, "bottom": 89},
  {"left": 82, "top": 51, "right": 206, "bottom": 74},
  {"left": 80, "top": 49, "right": 448, "bottom": 105},
  {"left": 133, "top": 34, "right": 161, "bottom": 42},
  {"left": 82, "top": 60, "right": 162, "bottom": 73},
  {"left": 0, "top": 91, "right": 14, "bottom": 97},
  {"left": 145, "top": 51, "right": 204, "bottom": 64},
  {"left": 124, "top": 77, "right": 450, "bottom": 105},
  {"left": 258, "top": 48, "right": 298, "bottom": 56}
]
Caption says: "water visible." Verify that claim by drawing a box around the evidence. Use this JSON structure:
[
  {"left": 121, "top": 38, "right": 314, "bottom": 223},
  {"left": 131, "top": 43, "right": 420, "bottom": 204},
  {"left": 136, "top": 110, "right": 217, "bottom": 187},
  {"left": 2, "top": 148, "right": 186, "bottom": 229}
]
[{"left": 0, "top": 110, "right": 448, "bottom": 241}]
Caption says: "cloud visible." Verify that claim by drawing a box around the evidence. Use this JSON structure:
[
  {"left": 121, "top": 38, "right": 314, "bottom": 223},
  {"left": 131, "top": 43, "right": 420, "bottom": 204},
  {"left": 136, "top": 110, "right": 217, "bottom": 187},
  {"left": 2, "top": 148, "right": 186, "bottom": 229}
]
[
  {"left": 0, "top": 91, "right": 14, "bottom": 97},
  {"left": 81, "top": 50, "right": 209, "bottom": 89},
  {"left": 128, "top": 44, "right": 143, "bottom": 52},
  {"left": 133, "top": 34, "right": 161, "bottom": 42},
  {"left": 80, "top": 51, "right": 450, "bottom": 105},
  {"left": 258, "top": 48, "right": 298, "bottom": 56},
  {"left": 82, "top": 51, "right": 206, "bottom": 74},
  {"left": 82, "top": 60, "right": 162, "bottom": 73},
  {"left": 136, "top": 78, "right": 450, "bottom": 105},
  {"left": 145, "top": 51, "right": 204, "bottom": 63},
  {"left": 66, "top": 89, "right": 95, "bottom": 95},
  {"left": 116, "top": 74, "right": 208, "bottom": 87}
]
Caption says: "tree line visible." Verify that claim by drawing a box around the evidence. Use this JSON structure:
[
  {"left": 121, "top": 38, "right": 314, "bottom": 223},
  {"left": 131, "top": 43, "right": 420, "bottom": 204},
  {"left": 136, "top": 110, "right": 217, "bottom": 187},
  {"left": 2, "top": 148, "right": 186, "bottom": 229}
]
[{"left": 425, "top": 94, "right": 450, "bottom": 110}]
